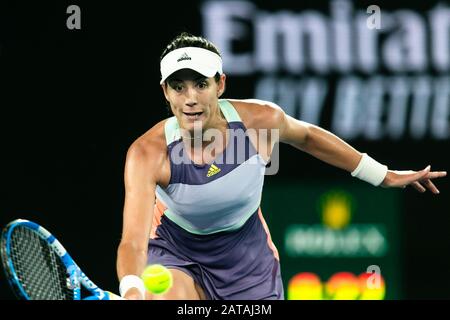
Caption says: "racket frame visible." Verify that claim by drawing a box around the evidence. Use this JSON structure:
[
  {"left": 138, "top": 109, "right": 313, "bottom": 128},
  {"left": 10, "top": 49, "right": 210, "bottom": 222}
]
[{"left": 1, "top": 219, "right": 111, "bottom": 300}]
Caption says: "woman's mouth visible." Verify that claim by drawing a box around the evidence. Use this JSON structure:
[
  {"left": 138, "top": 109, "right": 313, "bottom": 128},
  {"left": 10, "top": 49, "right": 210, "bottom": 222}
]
[{"left": 183, "top": 111, "right": 204, "bottom": 120}]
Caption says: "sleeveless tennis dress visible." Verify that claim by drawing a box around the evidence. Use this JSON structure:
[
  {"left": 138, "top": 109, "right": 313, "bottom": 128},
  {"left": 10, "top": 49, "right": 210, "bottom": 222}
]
[{"left": 148, "top": 99, "right": 284, "bottom": 300}]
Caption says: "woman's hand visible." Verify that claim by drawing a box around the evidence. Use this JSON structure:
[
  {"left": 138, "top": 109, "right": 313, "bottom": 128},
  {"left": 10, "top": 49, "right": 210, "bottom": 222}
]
[
  {"left": 381, "top": 165, "right": 447, "bottom": 194},
  {"left": 124, "top": 287, "right": 145, "bottom": 300}
]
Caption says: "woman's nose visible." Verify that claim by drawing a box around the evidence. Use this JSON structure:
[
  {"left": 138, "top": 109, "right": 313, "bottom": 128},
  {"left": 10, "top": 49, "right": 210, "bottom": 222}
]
[{"left": 184, "top": 86, "right": 198, "bottom": 106}]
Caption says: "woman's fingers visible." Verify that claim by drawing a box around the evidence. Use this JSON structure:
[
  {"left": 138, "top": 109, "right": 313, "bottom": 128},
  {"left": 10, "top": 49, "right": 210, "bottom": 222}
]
[
  {"left": 411, "top": 181, "right": 426, "bottom": 193},
  {"left": 384, "top": 167, "right": 446, "bottom": 193},
  {"left": 425, "top": 171, "right": 447, "bottom": 180},
  {"left": 422, "top": 179, "right": 440, "bottom": 194},
  {"left": 397, "top": 169, "right": 428, "bottom": 188}
]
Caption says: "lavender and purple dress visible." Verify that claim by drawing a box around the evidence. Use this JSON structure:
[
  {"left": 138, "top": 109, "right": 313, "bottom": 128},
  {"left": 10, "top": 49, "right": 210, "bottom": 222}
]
[{"left": 148, "top": 99, "right": 284, "bottom": 300}]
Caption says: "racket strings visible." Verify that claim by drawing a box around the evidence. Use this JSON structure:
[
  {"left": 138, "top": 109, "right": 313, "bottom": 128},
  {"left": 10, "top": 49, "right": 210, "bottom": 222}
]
[{"left": 9, "top": 226, "right": 74, "bottom": 300}]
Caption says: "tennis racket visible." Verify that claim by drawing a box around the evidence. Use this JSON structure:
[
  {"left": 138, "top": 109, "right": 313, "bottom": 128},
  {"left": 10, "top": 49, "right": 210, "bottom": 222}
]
[{"left": 0, "top": 219, "right": 124, "bottom": 300}]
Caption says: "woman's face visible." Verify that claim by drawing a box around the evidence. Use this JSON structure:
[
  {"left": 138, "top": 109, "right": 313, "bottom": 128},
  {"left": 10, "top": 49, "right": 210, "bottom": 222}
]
[{"left": 162, "top": 69, "right": 226, "bottom": 134}]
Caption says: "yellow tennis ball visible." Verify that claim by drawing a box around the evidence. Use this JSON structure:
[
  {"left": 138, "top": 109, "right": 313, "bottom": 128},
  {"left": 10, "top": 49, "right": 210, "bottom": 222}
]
[{"left": 141, "top": 264, "right": 173, "bottom": 294}]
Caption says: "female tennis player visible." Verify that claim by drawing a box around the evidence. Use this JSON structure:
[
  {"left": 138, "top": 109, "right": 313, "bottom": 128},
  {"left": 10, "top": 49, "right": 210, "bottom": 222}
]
[{"left": 116, "top": 32, "right": 447, "bottom": 300}]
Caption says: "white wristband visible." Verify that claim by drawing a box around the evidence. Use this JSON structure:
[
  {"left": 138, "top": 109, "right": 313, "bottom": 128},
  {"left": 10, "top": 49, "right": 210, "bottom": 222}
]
[
  {"left": 119, "top": 275, "right": 146, "bottom": 298},
  {"left": 351, "top": 153, "right": 388, "bottom": 186}
]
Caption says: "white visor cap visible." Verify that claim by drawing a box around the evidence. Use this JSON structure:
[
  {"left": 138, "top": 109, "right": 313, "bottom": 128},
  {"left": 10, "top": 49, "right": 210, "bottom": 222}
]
[{"left": 160, "top": 47, "right": 223, "bottom": 84}]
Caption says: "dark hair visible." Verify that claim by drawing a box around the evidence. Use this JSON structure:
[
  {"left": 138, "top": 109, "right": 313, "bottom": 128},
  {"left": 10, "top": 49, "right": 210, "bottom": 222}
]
[
  {"left": 160, "top": 32, "right": 221, "bottom": 61},
  {"left": 160, "top": 32, "right": 222, "bottom": 83}
]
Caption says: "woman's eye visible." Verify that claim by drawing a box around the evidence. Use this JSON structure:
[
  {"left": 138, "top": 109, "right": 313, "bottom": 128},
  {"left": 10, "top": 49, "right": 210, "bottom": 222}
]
[{"left": 197, "top": 82, "right": 207, "bottom": 89}]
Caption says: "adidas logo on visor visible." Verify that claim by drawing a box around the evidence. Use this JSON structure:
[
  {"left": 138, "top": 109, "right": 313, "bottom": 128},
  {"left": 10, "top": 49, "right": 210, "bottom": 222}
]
[{"left": 177, "top": 52, "right": 192, "bottom": 62}]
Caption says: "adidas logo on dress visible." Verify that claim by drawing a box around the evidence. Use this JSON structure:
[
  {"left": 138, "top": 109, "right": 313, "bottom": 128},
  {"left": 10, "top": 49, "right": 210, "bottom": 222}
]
[{"left": 207, "top": 164, "right": 221, "bottom": 177}]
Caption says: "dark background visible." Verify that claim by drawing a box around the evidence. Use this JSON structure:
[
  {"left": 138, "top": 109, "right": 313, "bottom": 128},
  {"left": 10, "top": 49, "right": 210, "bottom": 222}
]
[{"left": 0, "top": 0, "right": 449, "bottom": 299}]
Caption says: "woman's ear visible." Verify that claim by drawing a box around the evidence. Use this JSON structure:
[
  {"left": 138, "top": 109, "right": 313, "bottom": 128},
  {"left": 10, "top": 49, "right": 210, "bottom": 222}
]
[
  {"left": 161, "top": 83, "right": 169, "bottom": 101},
  {"left": 217, "top": 74, "right": 227, "bottom": 97}
]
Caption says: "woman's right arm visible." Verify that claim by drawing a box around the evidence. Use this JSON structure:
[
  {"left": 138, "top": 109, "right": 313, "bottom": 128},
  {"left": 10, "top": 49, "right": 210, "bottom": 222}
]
[{"left": 116, "top": 140, "right": 162, "bottom": 299}]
